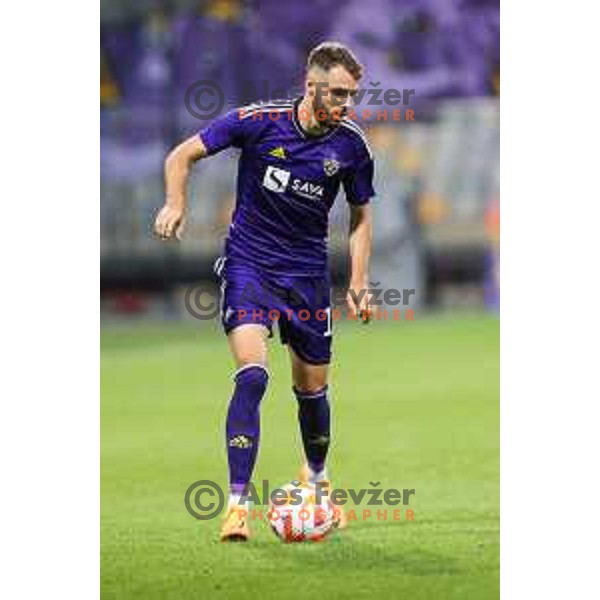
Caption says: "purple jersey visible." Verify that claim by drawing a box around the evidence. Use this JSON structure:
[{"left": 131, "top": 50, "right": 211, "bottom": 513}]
[{"left": 198, "top": 98, "right": 375, "bottom": 276}]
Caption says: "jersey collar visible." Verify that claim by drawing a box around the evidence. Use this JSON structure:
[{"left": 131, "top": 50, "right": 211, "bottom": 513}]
[{"left": 292, "top": 96, "right": 339, "bottom": 141}]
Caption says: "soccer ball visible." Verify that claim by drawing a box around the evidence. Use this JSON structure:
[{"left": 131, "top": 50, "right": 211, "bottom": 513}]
[{"left": 268, "top": 482, "right": 336, "bottom": 542}]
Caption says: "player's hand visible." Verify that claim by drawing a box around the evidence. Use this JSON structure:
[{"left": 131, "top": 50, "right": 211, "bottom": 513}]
[
  {"left": 346, "top": 279, "right": 372, "bottom": 324},
  {"left": 154, "top": 204, "right": 186, "bottom": 240}
]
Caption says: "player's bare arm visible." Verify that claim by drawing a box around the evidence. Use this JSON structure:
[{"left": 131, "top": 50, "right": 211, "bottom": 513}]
[
  {"left": 154, "top": 136, "right": 207, "bottom": 240},
  {"left": 347, "top": 203, "right": 373, "bottom": 319}
]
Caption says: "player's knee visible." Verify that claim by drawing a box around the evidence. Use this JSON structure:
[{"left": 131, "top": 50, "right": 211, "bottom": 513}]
[
  {"left": 229, "top": 324, "right": 269, "bottom": 366},
  {"left": 293, "top": 370, "right": 328, "bottom": 395},
  {"left": 291, "top": 356, "right": 329, "bottom": 393},
  {"left": 236, "top": 350, "right": 264, "bottom": 367},
  {"left": 234, "top": 364, "right": 269, "bottom": 396}
]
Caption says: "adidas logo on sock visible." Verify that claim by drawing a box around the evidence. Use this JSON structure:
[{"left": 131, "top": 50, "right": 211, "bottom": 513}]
[{"left": 229, "top": 435, "right": 253, "bottom": 449}]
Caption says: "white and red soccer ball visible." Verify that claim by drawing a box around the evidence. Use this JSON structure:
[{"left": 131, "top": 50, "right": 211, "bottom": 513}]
[{"left": 268, "top": 482, "right": 337, "bottom": 542}]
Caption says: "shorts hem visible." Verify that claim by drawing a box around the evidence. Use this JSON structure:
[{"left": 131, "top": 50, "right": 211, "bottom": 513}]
[{"left": 224, "top": 321, "right": 273, "bottom": 337}]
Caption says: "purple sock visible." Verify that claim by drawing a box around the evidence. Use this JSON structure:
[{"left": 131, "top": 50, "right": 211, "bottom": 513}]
[
  {"left": 226, "top": 365, "right": 268, "bottom": 494},
  {"left": 294, "top": 385, "right": 331, "bottom": 474}
]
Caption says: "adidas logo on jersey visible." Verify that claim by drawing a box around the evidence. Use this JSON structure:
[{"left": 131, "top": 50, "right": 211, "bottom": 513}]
[{"left": 268, "top": 146, "right": 287, "bottom": 159}]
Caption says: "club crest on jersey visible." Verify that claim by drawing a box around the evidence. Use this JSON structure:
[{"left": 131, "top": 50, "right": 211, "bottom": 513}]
[{"left": 323, "top": 158, "right": 340, "bottom": 177}]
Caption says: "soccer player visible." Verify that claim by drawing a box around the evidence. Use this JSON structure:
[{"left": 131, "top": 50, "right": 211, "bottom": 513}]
[{"left": 154, "top": 42, "right": 375, "bottom": 541}]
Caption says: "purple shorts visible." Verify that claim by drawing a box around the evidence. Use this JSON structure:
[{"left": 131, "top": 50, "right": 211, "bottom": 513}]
[{"left": 215, "top": 258, "right": 333, "bottom": 365}]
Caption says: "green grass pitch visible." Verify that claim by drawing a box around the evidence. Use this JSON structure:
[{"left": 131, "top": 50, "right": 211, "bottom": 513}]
[{"left": 101, "top": 314, "right": 499, "bottom": 599}]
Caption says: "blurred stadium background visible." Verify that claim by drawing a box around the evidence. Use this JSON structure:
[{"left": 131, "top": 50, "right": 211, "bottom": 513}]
[
  {"left": 101, "top": 0, "right": 499, "bottom": 316},
  {"left": 101, "top": 1, "right": 499, "bottom": 598}
]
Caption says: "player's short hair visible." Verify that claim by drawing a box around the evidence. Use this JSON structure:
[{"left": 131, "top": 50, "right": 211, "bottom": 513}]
[{"left": 307, "top": 42, "right": 363, "bottom": 80}]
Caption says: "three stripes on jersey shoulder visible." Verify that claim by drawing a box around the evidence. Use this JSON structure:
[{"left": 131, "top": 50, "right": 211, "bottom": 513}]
[
  {"left": 340, "top": 117, "right": 373, "bottom": 159},
  {"left": 235, "top": 100, "right": 373, "bottom": 158},
  {"left": 237, "top": 101, "right": 294, "bottom": 119}
]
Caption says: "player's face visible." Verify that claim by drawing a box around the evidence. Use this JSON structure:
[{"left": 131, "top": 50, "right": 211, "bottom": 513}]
[{"left": 307, "top": 65, "right": 359, "bottom": 127}]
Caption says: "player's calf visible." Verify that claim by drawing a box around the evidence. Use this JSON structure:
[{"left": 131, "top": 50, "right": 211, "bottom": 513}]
[
  {"left": 222, "top": 363, "right": 269, "bottom": 541},
  {"left": 294, "top": 385, "right": 331, "bottom": 481}
]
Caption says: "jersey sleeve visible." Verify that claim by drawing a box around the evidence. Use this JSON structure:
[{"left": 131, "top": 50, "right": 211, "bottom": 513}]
[
  {"left": 198, "top": 109, "right": 246, "bottom": 156},
  {"left": 342, "top": 138, "right": 375, "bottom": 205}
]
